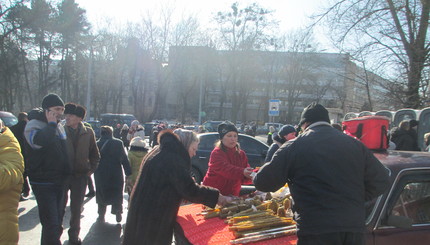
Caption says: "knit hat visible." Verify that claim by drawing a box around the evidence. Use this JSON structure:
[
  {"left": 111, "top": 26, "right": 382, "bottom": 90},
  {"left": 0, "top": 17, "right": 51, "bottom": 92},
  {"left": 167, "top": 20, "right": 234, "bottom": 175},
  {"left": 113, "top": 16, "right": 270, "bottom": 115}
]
[
  {"left": 131, "top": 120, "right": 140, "bottom": 127},
  {"left": 278, "top": 124, "right": 296, "bottom": 138},
  {"left": 64, "top": 103, "right": 86, "bottom": 119},
  {"left": 42, "top": 93, "right": 64, "bottom": 109},
  {"left": 298, "top": 102, "right": 330, "bottom": 127},
  {"left": 130, "top": 136, "right": 146, "bottom": 148},
  {"left": 409, "top": 119, "right": 419, "bottom": 128},
  {"left": 218, "top": 121, "right": 238, "bottom": 139}
]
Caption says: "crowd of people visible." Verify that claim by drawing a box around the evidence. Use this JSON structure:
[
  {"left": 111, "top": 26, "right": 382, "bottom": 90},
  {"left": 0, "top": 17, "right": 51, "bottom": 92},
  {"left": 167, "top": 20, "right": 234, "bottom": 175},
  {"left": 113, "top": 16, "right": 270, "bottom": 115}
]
[{"left": 2, "top": 93, "right": 426, "bottom": 245}]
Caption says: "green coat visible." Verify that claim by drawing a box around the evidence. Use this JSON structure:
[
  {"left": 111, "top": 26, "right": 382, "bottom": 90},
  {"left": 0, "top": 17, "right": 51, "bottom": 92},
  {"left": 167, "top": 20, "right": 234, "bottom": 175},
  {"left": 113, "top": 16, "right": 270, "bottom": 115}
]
[{"left": 127, "top": 149, "right": 147, "bottom": 186}]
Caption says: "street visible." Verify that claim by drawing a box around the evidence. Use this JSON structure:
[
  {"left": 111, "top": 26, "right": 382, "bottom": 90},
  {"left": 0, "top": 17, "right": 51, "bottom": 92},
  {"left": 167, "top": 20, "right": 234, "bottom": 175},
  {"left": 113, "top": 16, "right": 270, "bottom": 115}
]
[{"left": 18, "top": 186, "right": 130, "bottom": 245}]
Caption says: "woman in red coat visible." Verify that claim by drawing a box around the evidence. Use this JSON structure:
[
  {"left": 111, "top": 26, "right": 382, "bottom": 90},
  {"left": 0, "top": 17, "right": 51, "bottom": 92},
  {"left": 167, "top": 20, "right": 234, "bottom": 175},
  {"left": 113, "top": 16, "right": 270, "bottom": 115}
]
[{"left": 202, "top": 121, "right": 253, "bottom": 196}]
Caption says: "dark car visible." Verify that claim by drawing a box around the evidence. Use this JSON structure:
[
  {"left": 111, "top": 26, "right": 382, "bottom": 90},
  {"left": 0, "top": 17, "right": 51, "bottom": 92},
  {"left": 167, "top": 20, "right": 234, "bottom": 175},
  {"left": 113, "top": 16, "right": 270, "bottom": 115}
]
[
  {"left": 190, "top": 132, "right": 269, "bottom": 184},
  {"left": 0, "top": 111, "right": 18, "bottom": 127},
  {"left": 202, "top": 121, "right": 223, "bottom": 132},
  {"left": 86, "top": 120, "right": 101, "bottom": 139},
  {"left": 363, "top": 150, "right": 430, "bottom": 245}
]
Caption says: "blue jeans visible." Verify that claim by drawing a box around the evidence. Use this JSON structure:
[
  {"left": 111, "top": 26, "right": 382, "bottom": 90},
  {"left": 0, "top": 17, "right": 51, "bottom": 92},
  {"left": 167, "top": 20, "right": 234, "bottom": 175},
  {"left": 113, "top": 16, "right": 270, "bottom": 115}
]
[{"left": 31, "top": 183, "right": 66, "bottom": 245}]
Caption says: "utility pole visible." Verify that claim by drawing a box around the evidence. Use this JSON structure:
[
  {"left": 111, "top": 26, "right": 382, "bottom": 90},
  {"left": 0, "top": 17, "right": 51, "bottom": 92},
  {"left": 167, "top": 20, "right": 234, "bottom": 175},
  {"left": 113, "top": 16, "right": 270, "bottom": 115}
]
[{"left": 86, "top": 45, "right": 93, "bottom": 120}]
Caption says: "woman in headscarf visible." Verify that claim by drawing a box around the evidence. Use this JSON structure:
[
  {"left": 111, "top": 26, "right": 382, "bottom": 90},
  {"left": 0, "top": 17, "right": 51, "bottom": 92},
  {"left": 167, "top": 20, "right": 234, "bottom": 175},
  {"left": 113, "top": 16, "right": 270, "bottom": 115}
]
[{"left": 123, "top": 129, "right": 229, "bottom": 245}]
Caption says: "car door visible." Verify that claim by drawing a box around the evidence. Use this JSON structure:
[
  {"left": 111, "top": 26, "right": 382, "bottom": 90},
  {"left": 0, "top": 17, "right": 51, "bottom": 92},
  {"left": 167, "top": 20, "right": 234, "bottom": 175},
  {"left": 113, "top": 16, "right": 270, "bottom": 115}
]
[
  {"left": 372, "top": 169, "right": 430, "bottom": 245},
  {"left": 237, "top": 135, "right": 268, "bottom": 168}
]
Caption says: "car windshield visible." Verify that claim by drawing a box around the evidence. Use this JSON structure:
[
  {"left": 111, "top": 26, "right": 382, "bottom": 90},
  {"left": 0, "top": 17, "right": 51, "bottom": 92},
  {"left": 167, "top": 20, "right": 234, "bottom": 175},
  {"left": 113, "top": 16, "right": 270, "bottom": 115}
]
[{"left": 1, "top": 116, "right": 18, "bottom": 127}]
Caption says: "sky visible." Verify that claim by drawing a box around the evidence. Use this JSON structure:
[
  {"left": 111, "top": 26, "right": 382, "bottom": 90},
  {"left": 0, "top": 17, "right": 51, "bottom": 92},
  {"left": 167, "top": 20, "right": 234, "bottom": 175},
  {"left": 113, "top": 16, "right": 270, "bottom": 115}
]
[{"left": 74, "top": 0, "right": 333, "bottom": 49}]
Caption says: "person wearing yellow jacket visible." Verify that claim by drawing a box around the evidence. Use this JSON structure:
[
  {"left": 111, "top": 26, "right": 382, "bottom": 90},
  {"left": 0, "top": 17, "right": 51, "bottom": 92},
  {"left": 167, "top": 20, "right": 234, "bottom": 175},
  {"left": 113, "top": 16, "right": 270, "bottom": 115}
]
[{"left": 0, "top": 119, "right": 24, "bottom": 245}]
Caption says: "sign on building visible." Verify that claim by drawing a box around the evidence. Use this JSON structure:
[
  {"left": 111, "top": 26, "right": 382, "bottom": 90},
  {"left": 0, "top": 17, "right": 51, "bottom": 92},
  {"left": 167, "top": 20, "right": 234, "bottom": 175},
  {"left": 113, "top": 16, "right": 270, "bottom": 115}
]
[{"left": 268, "top": 99, "right": 280, "bottom": 116}]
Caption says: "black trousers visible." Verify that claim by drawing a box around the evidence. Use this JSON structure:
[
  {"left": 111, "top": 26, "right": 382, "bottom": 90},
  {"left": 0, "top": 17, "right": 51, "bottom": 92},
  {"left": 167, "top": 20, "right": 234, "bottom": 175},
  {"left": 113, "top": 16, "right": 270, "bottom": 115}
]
[
  {"left": 298, "top": 232, "right": 364, "bottom": 245},
  {"left": 32, "top": 183, "right": 66, "bottom": 245}
]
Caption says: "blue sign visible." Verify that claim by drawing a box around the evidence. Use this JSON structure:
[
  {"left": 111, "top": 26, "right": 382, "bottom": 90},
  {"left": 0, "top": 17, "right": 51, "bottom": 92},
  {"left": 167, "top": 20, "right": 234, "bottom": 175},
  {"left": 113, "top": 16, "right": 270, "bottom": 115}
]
[{"left": 269, "top": 99, "right": 280, "bottom": 116}]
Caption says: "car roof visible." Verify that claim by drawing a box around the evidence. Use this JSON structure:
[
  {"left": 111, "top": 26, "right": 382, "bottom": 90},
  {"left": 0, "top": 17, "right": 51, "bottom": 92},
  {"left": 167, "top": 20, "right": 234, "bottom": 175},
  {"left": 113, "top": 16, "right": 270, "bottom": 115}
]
[
  {"left": 374, "top": 150, "right": 430, "bottom": 176},
  {"left": 0, "top": 111, "right": 15, "bottom": 117}
]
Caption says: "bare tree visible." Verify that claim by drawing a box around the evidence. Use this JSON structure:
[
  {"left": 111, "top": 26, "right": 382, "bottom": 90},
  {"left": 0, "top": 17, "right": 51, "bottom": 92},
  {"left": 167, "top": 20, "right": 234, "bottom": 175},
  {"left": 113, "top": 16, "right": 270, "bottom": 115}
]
[{"left": 318, "top": 0, "right": 430, "bottom": 108}]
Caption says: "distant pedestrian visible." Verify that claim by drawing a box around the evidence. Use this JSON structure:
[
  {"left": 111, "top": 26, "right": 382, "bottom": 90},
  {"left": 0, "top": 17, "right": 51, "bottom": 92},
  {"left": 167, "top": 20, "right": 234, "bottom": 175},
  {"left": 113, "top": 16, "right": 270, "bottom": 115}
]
[
  {"left": 121, "top": 124, "right": 129, "bottom": 150},
  {"left": 267, "top": 126, "right": 275, "bottom": 145},
  {"left": 126, "top": 137, "right": 148, "bottom": 196},
  {"left": 0, "top": 119, "right": 24, "bottom": 245},
  {"left": 390, "top": 120, "right": 416, "bottom": 151},
  {"left": 10, "top": 112, "right": 30, "bottom": 199},
  {"left": 95, "top": 126, "right": 131, "bottom": 223},
  {"left": 113, "top": 123, "right": 122, "bottom": 139},
  {"left": 264, "top": 124, "right": 296, "bottom": 162},
  {"left": 24, "top": 93, "right": 70, "bottom": 245}
]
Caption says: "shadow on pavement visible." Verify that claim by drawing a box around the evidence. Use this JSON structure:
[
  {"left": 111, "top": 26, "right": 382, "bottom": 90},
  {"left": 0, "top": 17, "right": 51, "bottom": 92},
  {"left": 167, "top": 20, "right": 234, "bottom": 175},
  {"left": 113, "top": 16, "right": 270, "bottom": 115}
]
[
  {"left": 18, "top": 205, "right": 41, "bottom": 231},
  {"left": 80, "top": 221, "right": 122, "bottom": 245}
]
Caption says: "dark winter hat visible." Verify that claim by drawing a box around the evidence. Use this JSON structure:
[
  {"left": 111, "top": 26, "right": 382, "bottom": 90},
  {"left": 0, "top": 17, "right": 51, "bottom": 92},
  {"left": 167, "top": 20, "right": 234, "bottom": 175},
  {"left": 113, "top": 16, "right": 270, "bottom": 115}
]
[
  {"left": 218, "top": 121, "right": 238, "bottom": 139},
  {"left": 298, "top": 102, "right": 330, "bottom": 127},
  {"left": 42, "top": 93, "right": 64, "bottom": 109},
  {"left": 409, "top": 119, "right": 419, "bottom": 128},
  {"left": 64, "top": 103, "right": 86, "bottom": 119},
  {"left": 278, "top": 124, "right": 296, "bottom": 138}
]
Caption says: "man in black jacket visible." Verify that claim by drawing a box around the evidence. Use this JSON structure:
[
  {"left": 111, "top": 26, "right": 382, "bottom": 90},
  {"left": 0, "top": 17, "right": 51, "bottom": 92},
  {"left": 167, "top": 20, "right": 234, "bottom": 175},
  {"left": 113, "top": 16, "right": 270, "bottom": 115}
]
[
  {"left": 254, "top": 102, "right": 390, "bottom": 245},
  {"left": 24, "top": 93, "right": 70, "bottom": 245},
  {"left": 10, "top": 112, "right": 30, "bottom": 199}
]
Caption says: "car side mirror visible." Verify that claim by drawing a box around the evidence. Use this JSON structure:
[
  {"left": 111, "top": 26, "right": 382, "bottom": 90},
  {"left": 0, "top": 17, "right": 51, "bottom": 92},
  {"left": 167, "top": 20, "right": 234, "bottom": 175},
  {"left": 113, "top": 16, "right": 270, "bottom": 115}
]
[{"left": 386, "top": 215, "right": 413, "bottom": 228}]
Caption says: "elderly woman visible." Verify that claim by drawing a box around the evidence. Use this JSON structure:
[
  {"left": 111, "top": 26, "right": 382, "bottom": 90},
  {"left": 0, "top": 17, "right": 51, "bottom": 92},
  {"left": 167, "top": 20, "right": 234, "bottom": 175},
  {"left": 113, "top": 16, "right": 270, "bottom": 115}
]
[
  {"left": 202, "top": 121, "right": 253, "bottom": 196},
  {"left": 94, "top": 126, "right": 131, "bottom": 223},
  {"left": 123, "top": 129, "right": 229, "bottom": 245}
]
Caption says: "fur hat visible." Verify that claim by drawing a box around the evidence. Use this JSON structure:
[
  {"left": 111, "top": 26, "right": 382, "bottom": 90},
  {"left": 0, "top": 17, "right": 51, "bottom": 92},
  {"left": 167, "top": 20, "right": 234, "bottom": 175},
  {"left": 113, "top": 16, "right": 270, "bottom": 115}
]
[
  {"left": 64, "top": 103, "right": 86, "bottom": 119},
  {"left": 42, "top": 93, "right": 64, "bottom": 109},
  {"left": 218, "top": 121, "right": 238, "bottom": 139},
  {"left": 278, "top": 124, "right": 296, "bottom": 138},
  {"left": 130, "top": 136, "right": 146, "bottom": 148},
  {"left": 298, "top": 102, "right": 330, "bottom": 127}
]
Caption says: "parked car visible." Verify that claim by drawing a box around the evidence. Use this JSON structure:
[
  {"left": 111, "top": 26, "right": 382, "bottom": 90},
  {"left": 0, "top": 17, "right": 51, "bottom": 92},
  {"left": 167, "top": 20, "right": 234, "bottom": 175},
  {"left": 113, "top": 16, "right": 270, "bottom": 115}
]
[
  {"left": 100, "top": 113, "right": 136, "bottom": 128},
  {"left": 363, "top": 150, "right": 430, "bottom": 245},
  {"left": 0, "top": 111, "right": 18, "bottom": 127},
  {"left": 202, "top": 120, "right": 223, "bottom": 132},
  {"left": 256, "top": 122, "right": 284, "bottom": 135},
  {"left": 86, "top": 120, "right": 101, "bottom": 139},
  {"left": 190, "top": 132, "right": 269, "bottom": 184}
]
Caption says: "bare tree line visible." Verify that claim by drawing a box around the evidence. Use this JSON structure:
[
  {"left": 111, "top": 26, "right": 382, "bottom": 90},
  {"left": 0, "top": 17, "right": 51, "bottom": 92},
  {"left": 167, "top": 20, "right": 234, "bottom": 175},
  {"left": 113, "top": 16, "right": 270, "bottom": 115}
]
[{"left": 1, "top": 0, "right": 428, "bottom": 123}]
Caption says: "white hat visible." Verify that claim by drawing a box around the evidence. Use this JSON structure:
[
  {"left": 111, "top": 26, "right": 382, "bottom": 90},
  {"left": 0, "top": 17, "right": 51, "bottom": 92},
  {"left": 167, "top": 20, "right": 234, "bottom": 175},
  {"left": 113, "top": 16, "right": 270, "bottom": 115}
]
[{"left": 130, "top": 137, "right": 146, "bottom": 148}]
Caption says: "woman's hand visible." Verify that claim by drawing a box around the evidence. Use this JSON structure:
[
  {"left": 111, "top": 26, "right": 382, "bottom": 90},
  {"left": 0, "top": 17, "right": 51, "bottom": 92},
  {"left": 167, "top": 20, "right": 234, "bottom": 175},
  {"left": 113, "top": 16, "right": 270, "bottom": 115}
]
[
  {"left": 243, "top": 167, "right": 254, "bottom": 179},
  {"left": 217, "top": 194, "right": 233, "bottom": 206}
]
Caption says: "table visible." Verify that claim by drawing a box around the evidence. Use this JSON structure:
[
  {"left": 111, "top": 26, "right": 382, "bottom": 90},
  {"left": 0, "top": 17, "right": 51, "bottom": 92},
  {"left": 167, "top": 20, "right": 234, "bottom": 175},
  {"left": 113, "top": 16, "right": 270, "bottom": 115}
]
[{"left": 177, "top": 204, "right": 297, "bottom": 245}]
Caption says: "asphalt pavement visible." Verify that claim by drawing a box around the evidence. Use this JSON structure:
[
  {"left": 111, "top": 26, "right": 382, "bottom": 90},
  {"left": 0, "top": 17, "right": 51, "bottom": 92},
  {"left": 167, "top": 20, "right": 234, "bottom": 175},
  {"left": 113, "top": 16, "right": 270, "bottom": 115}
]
[{"left": 18, "top": 185, "right": 130, "bottom": 245}]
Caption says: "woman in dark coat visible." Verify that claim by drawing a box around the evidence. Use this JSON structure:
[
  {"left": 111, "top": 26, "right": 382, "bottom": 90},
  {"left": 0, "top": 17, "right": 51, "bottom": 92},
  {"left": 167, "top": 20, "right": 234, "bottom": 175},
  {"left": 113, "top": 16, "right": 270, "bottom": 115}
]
[
  {"left": 95, "top": 126, "right": 131, "bottom": 223},
  {"left": 123, "top": 129, "right": 227, "bottom": 245}
]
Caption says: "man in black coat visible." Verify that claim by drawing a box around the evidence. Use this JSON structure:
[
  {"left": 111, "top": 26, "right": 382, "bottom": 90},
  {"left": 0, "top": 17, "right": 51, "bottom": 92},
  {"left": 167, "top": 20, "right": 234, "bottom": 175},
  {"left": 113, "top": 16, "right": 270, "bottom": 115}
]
[
  {"left": 10, "top": 112, "right": 30, "bottom": 199},
  {"left": 254, "top": 102, "right": 390, "bottom": 245}
]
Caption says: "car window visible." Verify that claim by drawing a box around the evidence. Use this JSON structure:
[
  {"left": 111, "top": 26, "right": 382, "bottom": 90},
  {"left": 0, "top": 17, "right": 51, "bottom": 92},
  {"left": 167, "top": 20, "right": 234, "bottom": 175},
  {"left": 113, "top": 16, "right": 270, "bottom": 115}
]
[
  {"left": 239, "top": 136, "right": 264, "bottom": 154},
  {"left": 390, "top": 181, "right": 430, "bottom": 224},
  {"left": 1, "top": 116, "right": 18, "bottom": 127},
  {"left": 198, "top": 134, "right": 218, "bottom": 151}
]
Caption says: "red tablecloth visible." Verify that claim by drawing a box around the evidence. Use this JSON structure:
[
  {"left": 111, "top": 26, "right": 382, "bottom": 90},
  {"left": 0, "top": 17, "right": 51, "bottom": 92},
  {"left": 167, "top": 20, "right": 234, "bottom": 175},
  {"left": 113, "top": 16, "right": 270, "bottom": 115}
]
[{"left": 177, "top": 204, "right": 298, "bottom": 245}]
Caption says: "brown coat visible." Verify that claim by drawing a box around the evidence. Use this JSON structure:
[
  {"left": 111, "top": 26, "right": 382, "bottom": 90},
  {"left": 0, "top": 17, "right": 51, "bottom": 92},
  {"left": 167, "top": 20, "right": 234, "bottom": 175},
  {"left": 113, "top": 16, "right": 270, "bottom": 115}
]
[{"left": 65, "top": 122, "right": 100, "bottom": 176}]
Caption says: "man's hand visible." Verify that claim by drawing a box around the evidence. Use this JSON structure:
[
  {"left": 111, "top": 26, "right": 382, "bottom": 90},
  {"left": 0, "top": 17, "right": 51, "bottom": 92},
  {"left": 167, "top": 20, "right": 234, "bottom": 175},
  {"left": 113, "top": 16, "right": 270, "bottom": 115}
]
[
  {"left": 217, "top": 194, "right": 233, "bottom": 206},
  {"left": 45, "top": 110, "right": 58, "bottom": 123}
]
